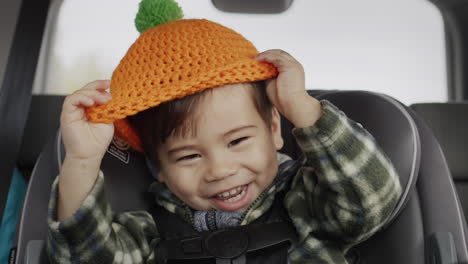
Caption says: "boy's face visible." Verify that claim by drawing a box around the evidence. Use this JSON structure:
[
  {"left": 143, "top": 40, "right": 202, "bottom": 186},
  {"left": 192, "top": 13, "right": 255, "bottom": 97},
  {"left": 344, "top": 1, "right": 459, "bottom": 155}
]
[{"left": 156, "top": 83, "right": 284, "bottom": 212}]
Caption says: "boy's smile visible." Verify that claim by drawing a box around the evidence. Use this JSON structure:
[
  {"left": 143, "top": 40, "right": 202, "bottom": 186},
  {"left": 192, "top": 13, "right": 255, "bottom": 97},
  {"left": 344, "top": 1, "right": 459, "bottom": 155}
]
[{"left": 156, "top": 83, "right": 284, "bottom": 211}]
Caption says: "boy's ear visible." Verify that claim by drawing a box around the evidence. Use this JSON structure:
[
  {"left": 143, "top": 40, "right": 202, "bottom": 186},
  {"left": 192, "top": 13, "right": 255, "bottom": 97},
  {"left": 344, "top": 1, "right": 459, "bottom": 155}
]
[
  {"left": 157, "top": 171, "right": 165, "bottom": 183},
  {"left": 270, "top": 107, "right": 284, "bottom": 150},
  {"left": 146, "top": 157, "right": 165, "bottom": 182}
]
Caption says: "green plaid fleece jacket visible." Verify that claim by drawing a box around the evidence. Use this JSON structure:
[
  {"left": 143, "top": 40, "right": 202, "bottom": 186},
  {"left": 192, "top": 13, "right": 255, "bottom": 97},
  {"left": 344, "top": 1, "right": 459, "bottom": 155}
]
[{"left": 47, "top": 100, "right": 402, "bottom": 263}]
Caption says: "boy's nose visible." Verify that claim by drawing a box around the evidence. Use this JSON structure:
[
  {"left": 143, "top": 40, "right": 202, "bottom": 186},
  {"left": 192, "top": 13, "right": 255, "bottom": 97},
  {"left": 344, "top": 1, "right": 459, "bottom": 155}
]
[{"left": 205, "top": 156, "right": 237, "bottom": 182}]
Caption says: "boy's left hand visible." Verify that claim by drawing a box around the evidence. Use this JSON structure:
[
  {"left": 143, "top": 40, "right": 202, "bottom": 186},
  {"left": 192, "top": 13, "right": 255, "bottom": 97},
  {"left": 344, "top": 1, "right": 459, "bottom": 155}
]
[{"left": 256, "top": 49, "right": 322, "bottom": 128}]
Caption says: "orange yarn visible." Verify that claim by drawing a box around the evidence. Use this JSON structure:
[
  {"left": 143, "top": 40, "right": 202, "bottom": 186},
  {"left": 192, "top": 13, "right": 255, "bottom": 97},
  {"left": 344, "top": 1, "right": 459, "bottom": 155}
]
[{"left": 86, "top": 19, "right": 278, "bottom": 151}]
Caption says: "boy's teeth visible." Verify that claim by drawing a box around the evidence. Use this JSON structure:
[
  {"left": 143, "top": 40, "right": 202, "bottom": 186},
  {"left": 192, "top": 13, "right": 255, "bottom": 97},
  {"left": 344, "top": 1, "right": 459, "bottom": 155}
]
[
  {"left": 226, "top": 190, "right": 245, "bottom": 203},
  {"left": 216, "top": 185, "right": 246, "bottom": 200}
]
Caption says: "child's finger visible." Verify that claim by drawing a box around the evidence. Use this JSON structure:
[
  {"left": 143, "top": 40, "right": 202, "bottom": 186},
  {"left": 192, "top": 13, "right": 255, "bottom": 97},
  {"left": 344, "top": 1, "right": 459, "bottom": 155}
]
[
  {"left": 62, "top": 92, "right": 110, "bottom": 115},
  {"left": 74, "top": 89, "right": 112, "bottom": 104},
  {"left": 256, "top": 50, "right": 291, "bottom": 65},
  {"left": 256, "top": 53, "right": 295, "bottom": 72},
  {"left": 62, "top": 94, "right": 94, "bottom": 116},
  {"left": 259, "top": 49, "right": 296, "bottom": 62},
  {"left": 80, "top": 80, "right": 111, "bottom": 92},
  {"left": 256, "top": 49, "right": 304, "bottom": 73}
]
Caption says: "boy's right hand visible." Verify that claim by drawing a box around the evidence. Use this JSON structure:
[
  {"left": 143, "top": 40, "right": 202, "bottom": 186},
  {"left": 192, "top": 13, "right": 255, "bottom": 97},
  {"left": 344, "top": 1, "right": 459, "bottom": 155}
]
[{"left": 60, "top": 80, "right": 114, "bottom": 161}]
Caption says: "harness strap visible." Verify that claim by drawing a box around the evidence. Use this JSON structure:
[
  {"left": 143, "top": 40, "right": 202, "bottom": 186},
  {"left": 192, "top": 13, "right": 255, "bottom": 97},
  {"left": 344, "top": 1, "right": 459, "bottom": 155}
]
[
  {"left": 152, "top": 161, "right": 300, "bottom": 264},
  {"left": 152, "top": 186, "right": 297, "bottom": 264},
  {"left": 154, "top": 220, "right": 296, "bottom": 263},
  {"left": 153, "top": 203, "right": 199, "bottom": 240}
]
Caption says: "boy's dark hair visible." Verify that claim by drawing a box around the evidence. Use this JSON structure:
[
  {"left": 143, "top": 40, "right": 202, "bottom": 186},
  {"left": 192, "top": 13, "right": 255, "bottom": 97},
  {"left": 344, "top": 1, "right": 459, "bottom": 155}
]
[{"left": 127, "top": 81, "right": 273, "bottom": 164}]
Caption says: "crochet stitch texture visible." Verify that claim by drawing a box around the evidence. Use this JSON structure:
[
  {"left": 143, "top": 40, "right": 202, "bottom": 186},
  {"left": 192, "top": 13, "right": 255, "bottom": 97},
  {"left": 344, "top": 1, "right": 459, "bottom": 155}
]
[{"left": 86, "top": 19, "right": 278, "bottom": 151}]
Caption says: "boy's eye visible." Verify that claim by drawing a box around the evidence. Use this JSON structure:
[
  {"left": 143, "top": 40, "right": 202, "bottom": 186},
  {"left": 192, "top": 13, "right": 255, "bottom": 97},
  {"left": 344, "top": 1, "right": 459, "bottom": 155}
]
[
  {"left": 228, "top": 137, "right": 249, "bottom": 147},
  {"left": 176, "top": 154, "right": 201, "bottom": 162}
]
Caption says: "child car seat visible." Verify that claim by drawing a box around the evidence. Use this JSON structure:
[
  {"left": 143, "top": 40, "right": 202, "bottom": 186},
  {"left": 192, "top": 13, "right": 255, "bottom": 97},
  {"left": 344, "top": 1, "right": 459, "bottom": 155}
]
[{"left": 12, "top": 91, "right": 468, "bottom": 264}]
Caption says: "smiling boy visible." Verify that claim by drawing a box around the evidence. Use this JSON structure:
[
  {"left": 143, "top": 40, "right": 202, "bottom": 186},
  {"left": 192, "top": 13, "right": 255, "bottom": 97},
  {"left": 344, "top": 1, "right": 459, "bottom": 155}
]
[
  {"left": 46, "top": 0, "right": 402, "bottom": 263},
  {"left": 147, "top": 84, "right": 285, "bottom": 212}
]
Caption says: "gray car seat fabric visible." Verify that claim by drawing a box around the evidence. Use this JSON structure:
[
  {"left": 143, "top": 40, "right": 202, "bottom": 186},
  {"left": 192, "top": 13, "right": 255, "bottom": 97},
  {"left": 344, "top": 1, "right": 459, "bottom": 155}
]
[
  {"left": 407, "top": 105, "right": 468, "bottom": 263},
  {"left": 312, "top": 91, "right": 423, "bottom": 263},
  {"left": 411, "top": 103, "right": 468, "bottom": 220},
  {"left": 12, "top": 91, "right": 467, "bottom": 263},
  {"left": 14, "top": 132, "right": 154, "bottom": 264},
  {"left": 18, "top": 95, "right": 65, "bottom": 180}
]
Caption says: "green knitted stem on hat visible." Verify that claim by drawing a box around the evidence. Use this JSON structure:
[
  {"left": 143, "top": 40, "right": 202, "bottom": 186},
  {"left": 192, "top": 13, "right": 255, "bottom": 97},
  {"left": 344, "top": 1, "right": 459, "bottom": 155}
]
[{"left": 135, "top": 0, "right": 183, "bottom": 33}]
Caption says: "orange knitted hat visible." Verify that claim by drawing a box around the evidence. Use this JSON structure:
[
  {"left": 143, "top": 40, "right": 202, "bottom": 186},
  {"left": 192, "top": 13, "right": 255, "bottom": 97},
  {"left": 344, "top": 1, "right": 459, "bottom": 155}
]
[{"left": 85, "top": 0, "right": 278, "bottom": 152}]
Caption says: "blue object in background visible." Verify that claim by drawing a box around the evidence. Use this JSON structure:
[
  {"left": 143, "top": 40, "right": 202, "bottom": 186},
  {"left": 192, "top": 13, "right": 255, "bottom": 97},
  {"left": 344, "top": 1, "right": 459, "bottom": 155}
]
[{"left": 0, "top": 168, "right": 27, "bottom": 263}]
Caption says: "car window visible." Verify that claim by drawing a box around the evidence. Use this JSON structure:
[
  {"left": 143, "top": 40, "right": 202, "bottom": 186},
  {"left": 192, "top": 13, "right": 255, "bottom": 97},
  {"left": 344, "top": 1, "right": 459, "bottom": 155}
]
[{"left": 38, "top": 0, "right": 447, "bottom": 104}]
